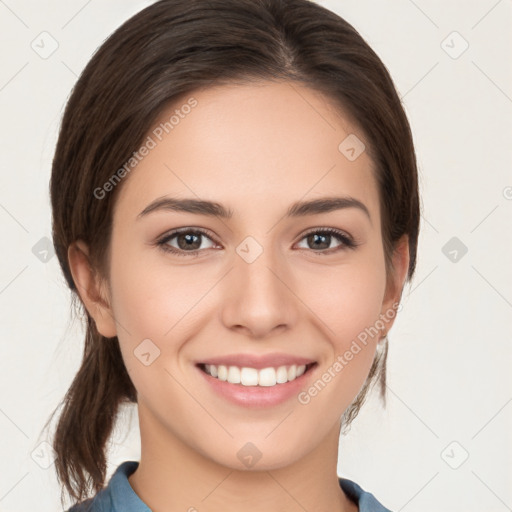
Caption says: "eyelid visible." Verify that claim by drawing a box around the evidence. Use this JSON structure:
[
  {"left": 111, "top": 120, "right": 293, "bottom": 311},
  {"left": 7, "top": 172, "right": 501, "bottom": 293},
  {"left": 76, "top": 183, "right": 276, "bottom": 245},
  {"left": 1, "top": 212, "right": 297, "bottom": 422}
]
[
  {"left": 300, "top": 226, "right": 353, "bottom": 242},
  {"left": 156, "top": 226, "right": 219, "bottom": 248},
  {"left": 158, "top": 226, "right": 217, "bottom": 240}
]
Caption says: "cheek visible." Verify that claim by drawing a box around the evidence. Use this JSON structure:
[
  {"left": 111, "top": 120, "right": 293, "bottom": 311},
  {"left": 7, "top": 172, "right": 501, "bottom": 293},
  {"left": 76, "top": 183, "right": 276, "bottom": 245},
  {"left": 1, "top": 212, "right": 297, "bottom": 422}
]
[
  {"left": 296, "top": 267, "right": 386, "bottom": 415},
  {"left": 108, "top": 243, "right": 193, "bottom": 337},
  {"left": 298, "top": 254, "right": 387, "bottom": 346},
  {"left": 107, "top": 248, "right": 211, "bottom": 381},
  {"left": 294, "top": 253, "right": 387, "bottom": 405},
  {"left": 106, "top": 246, "right": 169, "bottom": 372}
]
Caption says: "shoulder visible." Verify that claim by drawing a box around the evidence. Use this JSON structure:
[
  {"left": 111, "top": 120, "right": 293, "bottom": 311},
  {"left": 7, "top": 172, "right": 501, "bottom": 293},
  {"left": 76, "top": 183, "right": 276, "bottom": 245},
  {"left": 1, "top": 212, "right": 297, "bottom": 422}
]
[
  {"left": 338, "top": 477, "right": 394, "bottom": 512},
  {"left": 65, "top": 461, "right": 143, "bottom": 512},
  {"left": 66, "top": 497, "right": 95, "bottom": 512},
  {"left": 66, "top": 491, "right": 112, "bottom": 512}
]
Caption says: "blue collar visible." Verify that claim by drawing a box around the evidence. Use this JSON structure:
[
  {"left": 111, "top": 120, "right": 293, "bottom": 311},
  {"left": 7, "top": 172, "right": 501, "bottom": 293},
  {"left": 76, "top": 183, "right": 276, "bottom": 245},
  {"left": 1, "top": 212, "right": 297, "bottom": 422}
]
[{"left": 69, "top": 460, "right": 392, "bottom": 512}]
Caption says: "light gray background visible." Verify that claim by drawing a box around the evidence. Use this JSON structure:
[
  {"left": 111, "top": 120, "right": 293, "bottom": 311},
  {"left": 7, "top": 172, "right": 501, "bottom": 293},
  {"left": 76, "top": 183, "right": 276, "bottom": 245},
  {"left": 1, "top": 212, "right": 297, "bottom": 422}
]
[{"left": 0, "top": 1, "right": 511, "bottom": 511}]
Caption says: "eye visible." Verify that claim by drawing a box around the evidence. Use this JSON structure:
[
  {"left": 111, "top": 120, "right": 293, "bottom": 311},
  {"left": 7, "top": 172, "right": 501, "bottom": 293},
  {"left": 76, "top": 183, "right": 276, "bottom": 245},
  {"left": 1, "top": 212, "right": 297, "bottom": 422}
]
[
  {"left": 295, "top": 228, "right": 358, "bottom": 254},
  {"left": 157, "top": 228, "right": 219, "bottom": 257},
  {"left": 156, "top": 227, "right": 359, "bottom": 258}
]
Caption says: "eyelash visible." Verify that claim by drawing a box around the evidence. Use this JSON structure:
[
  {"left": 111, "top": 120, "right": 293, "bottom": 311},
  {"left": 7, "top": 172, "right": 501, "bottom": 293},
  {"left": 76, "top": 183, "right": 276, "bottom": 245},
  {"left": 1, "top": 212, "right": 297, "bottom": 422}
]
[{"left": 156, "top": 227, "right": 359, "bottom": 257}]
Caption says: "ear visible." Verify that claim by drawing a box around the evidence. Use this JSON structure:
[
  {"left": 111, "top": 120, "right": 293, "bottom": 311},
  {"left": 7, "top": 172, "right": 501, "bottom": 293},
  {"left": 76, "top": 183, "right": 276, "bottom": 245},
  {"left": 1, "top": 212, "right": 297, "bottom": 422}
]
[
  {"left": 379, "top": 234, "right": 410, "bottom": 334},
  {"left": 67, "top": 240, "right": 117, "bottom": 338}
]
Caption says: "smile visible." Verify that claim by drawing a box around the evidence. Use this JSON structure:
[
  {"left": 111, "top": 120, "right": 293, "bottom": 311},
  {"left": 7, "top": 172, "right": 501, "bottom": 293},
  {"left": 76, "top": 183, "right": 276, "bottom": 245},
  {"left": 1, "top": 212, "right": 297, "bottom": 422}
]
[{"left": 198, "top": 363, "right": 316, "bottom": 387}]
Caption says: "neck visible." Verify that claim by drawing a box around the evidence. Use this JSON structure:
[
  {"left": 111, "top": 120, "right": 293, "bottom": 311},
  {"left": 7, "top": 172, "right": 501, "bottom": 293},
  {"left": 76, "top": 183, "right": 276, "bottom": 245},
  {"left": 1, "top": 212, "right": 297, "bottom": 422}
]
[{"left": 128, "top": 402, "right": 358, "bottom": 512}]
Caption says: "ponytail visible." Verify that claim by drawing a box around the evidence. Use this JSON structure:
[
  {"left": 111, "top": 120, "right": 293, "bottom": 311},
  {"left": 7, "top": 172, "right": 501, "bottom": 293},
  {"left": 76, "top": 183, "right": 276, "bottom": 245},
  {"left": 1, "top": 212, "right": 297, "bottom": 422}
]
[{"left": 46, "top": 317, "right": 136, "bottom": 505}]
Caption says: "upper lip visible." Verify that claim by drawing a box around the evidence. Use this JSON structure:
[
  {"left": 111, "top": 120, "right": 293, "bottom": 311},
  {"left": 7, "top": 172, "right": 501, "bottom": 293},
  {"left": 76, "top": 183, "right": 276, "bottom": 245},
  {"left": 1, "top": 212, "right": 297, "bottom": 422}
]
[{"left": 197, "top": 353, "right": 316, "bottom": 370}]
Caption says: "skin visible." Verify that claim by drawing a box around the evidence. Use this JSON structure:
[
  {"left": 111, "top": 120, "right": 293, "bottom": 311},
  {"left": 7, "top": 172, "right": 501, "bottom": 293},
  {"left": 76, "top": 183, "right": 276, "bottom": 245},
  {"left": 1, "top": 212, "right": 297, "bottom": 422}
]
[{"left": 69, "top": 80, "right": 409, "bottom": 512}]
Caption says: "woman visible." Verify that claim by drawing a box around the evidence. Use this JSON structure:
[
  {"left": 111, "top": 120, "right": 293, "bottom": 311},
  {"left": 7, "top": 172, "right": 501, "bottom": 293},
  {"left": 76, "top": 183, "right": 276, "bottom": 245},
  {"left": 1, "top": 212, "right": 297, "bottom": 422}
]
[{"left": 45, "top": 0, "right": 420, "bottom": 510}]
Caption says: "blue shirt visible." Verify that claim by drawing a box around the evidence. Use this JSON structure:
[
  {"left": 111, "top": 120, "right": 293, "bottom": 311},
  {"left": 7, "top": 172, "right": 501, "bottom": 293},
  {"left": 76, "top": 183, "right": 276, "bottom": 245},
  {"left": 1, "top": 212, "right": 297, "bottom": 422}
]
[{"left": 67, "top": 460, "right": 392, "bottom": 512}]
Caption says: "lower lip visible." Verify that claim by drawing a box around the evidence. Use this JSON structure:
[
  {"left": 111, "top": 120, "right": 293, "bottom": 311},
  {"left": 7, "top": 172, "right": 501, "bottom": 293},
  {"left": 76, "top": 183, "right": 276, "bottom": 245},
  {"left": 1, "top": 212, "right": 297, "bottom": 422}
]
[{"left": 196, "top": 364, "right": 317, "bottom": 408}]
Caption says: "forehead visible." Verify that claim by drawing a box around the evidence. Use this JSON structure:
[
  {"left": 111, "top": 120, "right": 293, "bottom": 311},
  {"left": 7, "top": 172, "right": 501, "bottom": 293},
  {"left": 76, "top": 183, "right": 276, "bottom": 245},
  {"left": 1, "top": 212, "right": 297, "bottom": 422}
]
[{"left": 114, "top": 80, "right": 379, "bottom": 223}]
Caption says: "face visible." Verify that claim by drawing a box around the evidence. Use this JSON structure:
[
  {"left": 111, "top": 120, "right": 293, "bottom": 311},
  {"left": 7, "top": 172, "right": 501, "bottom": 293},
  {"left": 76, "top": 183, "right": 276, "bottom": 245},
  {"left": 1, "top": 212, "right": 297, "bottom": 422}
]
[{"left": 77, "top": 80, "right": 408, "bottom": 470}]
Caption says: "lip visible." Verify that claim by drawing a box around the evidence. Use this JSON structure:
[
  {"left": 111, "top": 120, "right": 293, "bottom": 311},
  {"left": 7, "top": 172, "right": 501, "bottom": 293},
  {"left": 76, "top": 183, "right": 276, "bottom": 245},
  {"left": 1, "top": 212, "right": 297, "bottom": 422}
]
[
  {"left": 196, "top": 360, "right": 318, "bottom": 408},
  {"left": 197, "top": 352, "right": 315, "bottom": 370}
]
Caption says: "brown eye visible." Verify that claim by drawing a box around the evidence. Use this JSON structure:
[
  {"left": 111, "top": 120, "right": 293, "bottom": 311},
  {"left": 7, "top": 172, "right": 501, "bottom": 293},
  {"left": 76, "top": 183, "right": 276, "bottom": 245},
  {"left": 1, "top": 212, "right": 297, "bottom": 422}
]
[
  {"left": 296, "top": 228, "right": 357, "bottom": 253},
  {"left": 157, "top": 228, "right": 218, "bottom": 256}
]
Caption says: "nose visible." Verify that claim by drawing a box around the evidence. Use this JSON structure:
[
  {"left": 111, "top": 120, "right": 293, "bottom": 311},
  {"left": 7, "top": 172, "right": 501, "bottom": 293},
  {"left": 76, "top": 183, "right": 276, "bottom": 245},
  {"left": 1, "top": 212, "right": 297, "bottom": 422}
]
[{"left": 220, "top": 244, "right": 299, "bottom": 339}]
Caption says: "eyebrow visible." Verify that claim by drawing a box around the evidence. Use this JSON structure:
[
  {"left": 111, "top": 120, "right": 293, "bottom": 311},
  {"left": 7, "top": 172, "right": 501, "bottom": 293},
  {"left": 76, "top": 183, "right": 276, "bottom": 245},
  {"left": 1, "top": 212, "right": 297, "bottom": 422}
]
[{"left": 137, "top": 195, "right": 371, "bottom": 224}]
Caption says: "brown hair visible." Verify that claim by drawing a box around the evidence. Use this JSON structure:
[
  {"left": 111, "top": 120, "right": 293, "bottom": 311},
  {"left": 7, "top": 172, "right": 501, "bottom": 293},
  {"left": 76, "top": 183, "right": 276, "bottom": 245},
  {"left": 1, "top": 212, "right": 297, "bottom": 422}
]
[{"left": 44, "top": 0, "right": 420, "bottom": 506}]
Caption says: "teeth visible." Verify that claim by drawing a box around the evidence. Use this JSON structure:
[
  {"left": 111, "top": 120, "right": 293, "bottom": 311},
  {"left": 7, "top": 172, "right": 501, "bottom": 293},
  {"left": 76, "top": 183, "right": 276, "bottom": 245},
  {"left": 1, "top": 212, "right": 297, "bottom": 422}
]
[
  {"left": 241, "top": 367, "right": 259, "bottom": 386},
  {"left": 203, "top": 364, "right": 309, "bottom": 386}
]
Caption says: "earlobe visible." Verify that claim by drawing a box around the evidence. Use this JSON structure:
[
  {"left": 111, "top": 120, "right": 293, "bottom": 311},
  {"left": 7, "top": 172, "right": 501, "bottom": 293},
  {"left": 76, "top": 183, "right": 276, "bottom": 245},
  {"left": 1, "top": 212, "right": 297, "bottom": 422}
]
[{"left": 67, "top": 240, "right": 117, "bottom": 338}]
